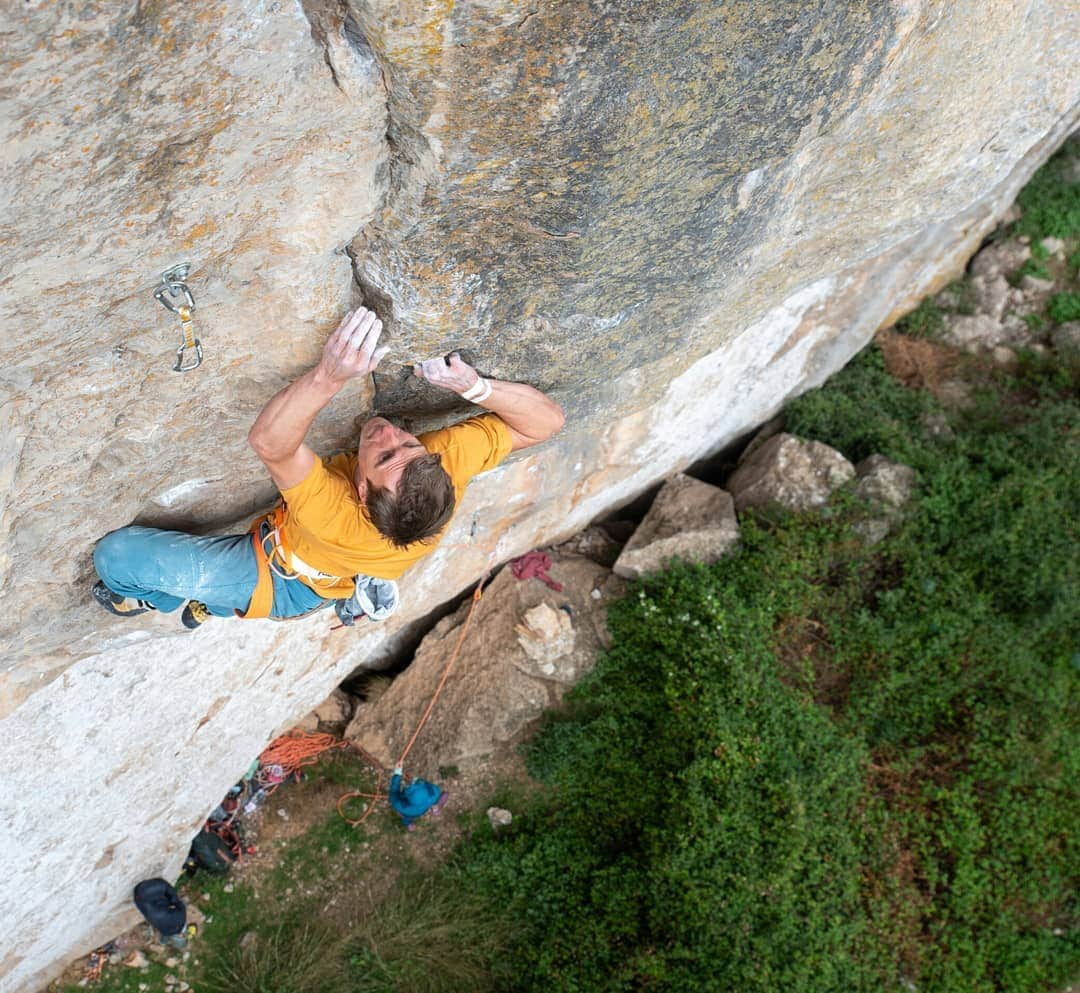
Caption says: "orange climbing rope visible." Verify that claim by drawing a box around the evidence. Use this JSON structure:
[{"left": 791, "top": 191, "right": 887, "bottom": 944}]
[
  {"left": 336, "top": 575, "right": 489, "bottom": 826},
  {"left": 257, "top": 730, "right": 348, "bottom": 793}
]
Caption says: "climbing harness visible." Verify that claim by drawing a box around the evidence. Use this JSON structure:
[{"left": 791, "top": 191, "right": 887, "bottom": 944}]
[
  {"left": 154, "top": 263, "right": 202, "bottom": 372},
  {"left": 236, "top": 504, "right": 352, "bottom": 620}
]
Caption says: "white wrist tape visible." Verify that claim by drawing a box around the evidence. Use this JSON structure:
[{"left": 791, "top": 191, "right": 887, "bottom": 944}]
[{"left": 461, "top": 377, "right": 492, "bottom": 404}]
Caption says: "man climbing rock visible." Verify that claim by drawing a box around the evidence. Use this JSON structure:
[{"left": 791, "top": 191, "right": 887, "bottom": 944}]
[{"left": 92, "top": 307, "right": 564, "bottom": 628}]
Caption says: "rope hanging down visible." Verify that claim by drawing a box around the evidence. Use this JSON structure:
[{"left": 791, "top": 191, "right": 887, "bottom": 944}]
[
  {"left": 337, "top": 574, "right": 489, "bottom": 827},
  {"left": 253, "top": 574, "right": 488, "bottom": 829}
]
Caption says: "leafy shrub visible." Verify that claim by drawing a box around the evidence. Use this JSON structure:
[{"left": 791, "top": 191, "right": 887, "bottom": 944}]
[
  {"left": 894, "top": 296, "right": 946, "bottom": 338},
  {"left": 450, "top": 341, "right": 1078, "bottom": 993},
  {"left": 1047, "top": 291, "right": 1080, "bottom": 324},
  {"left": 1009, "top": 257, "right": 1053, "bottom": 286},
  {"left": 1013, "top": 137, "right": 1080, "bottom": 241}
]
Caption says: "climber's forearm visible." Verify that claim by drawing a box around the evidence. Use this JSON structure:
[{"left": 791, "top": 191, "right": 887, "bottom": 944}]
[
  {"left": 247, "top": 367, "right": 342, "bottom": 461},
  {"left": 250, "top": 307, "right": 389, "bottom": 464},
  {"left": 474, "top": 379, "right": 565, "bottom": 450},
  {"left": 412, "top": 352, "right": 565, "bottom": 451}
]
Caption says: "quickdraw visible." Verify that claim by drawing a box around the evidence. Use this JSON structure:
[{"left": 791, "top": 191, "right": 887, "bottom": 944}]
[{"left": 154, "top": 263, "right": 203, "bottom": 372}]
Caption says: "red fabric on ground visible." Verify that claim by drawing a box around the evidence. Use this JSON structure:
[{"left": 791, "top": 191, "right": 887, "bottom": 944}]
[{"left": 510, "top": 550, "right": 563, "bottom": 591}]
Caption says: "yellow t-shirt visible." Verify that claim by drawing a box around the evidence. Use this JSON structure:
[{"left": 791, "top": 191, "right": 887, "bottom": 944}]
[{"left": 277, "top": 413, "right": 513, "bottom": 595}]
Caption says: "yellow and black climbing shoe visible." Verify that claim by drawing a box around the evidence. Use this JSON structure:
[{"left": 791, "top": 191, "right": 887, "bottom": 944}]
[
  {"left": 181, "top": 600, "right": 212, "bottom": 630},
  {"left": 92, "top": 580, "right": 156, "bottom": 618}
]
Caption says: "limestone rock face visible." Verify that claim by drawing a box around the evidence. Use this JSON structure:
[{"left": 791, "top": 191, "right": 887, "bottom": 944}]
[
  {"left": 1, "top": 0, "right": 1078, "bottom": 989},
  {"left": 613, "top": 474, "right": 739, "bottom": 579},
  {"left": 728, "top": 434, "right": 856, "bottom": 513}
]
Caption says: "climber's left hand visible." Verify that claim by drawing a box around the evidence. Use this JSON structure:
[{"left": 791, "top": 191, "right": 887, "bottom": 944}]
[{"left": 413, "top": 352, "right": 480, "bottom": 395}]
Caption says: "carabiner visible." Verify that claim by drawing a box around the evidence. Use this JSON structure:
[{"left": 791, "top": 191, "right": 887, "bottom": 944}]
[
  {"left": 155, "top": 281, "right": 196, "bottom": 315},
  {"left": 174, "top": 339, "right": 203, "bottom": 372}
]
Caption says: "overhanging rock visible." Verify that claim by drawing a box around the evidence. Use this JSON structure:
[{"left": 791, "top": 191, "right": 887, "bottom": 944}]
[{"left": 1, "top": 1, "right": 1078, "bottom": 989}]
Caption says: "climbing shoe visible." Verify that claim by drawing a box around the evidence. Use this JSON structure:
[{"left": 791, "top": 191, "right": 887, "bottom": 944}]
[
  {"left": 92, "top": 580, "right": 156, "bottom": 618},
  {"left": 181, "top": 601, "right": 212, "bottom": 630}
]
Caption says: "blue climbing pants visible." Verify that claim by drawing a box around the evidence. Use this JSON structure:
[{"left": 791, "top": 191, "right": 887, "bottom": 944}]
[{"left": 93, "top": 526, "right": 330, "bottom": 619}]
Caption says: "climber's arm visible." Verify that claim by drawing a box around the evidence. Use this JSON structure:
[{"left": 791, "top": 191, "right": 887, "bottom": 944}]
[
  {"left": 413, "top": 353, "right": 565, "bottom": 451},
  {"left": 248, "top": 308, "right": 389, "bottom": 490}
]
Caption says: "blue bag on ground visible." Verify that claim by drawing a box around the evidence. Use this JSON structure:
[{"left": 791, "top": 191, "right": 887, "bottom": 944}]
[{"left": 388, "top": 770, "right": 442, "bottom": 826}]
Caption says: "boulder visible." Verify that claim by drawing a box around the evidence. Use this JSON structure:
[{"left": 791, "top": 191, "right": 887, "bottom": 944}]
[
  {"left": 969, "top": 274, "right": 1011, "bottom": 321},
  {"left": 515, "top": 603, "right": 576, "bottom": 676},
  {"left": 852, "top": 455, "right": 917, "bottom": 545},
  {"left": 991, "top": 345, "right": 1020, "bottom": 368},
  {"left": 921, "top": 411, "right": 955, "bottom": 443},
  {"left": 854, "top": 455, "right": 918, "bottom": 512},
  {"left": 312, "top": 689, "right": 354, "bottom": 727},
  {"left": 936, "top": 379, "right": 976, "bottom": 410},
  {"left": 613, "top": 474, "right": 739, "bottom": 579},
  {"left": 1019, "top": 274, "right": 1058, "bottom": 296},
  {"left": 969, "top": 238, "right": 1031, "bottom": 280},
  {"left": 727, "top": 434, "right": 855, "bottom": 514},
  {"left": 1050, "top": 321, "right": 1080, "bottom": 359},
  {"left": 941, "top": 313, "right": 1009, "bottom": 351},
  {"left": 345, "top": 555, "right": 626, "bottom": 773}
]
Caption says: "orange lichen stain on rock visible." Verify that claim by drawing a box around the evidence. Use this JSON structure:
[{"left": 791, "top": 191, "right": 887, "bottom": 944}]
[{"left": 181, "top": 219, "right": 217, "bottom": 249}]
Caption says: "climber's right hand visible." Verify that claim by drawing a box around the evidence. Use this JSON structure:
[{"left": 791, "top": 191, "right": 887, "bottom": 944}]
[{"left": 318, "top": 308, "right": 390, "bottom": 385}]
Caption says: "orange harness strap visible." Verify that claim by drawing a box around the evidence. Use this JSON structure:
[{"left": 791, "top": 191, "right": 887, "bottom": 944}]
[{"left": 235, "top": 505, "right": 287, "bottom": 620}]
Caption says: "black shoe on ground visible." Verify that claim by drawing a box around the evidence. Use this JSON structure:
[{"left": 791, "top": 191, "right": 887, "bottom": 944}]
[
  {"left": 92, "top": 580, "right": 156, "bottom": 618},
  {"left": 181, "top": 600, "right": 212, "bottom": 630}
]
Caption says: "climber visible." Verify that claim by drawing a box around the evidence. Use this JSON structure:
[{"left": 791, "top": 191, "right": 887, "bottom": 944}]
[{"left": 91, "top": 306, "right": 564, "bottom": 628}]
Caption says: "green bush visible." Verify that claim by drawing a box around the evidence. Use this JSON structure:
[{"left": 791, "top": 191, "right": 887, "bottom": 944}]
[
  {"left": 894, "top": 297, "right": 946, "bottom": 338},
  {"left": 1047, "top": 291, "right": 1080, "bottom": 324},
  {"left": 448, "top": 343, "right": 1078, "bottom": 993},
  {"left": 1013, "top": 137, "right": 1080, "bottom": 242}
]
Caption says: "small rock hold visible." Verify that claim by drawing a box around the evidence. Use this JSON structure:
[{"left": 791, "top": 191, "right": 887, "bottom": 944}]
[
  {"left": 164, "top": 957, "right": 179, "bottom": 968},
  {"left": 1041, "top": 236, "right": 1065, "bottom": 256},
  {"left": 487, "top": 807, "right": 513, "bottom": 829},
  {"left": 277, "top": 808, "right": 289, "bottom": 820},
  {"left": 123, "top": 951, "right": 149, "bottom": 969},
  {"left": 223, "top": 882, "right": 234, "bottom": 893},
  {"left": 590, "top": 588, "right": 602, "bottom": 599}
]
